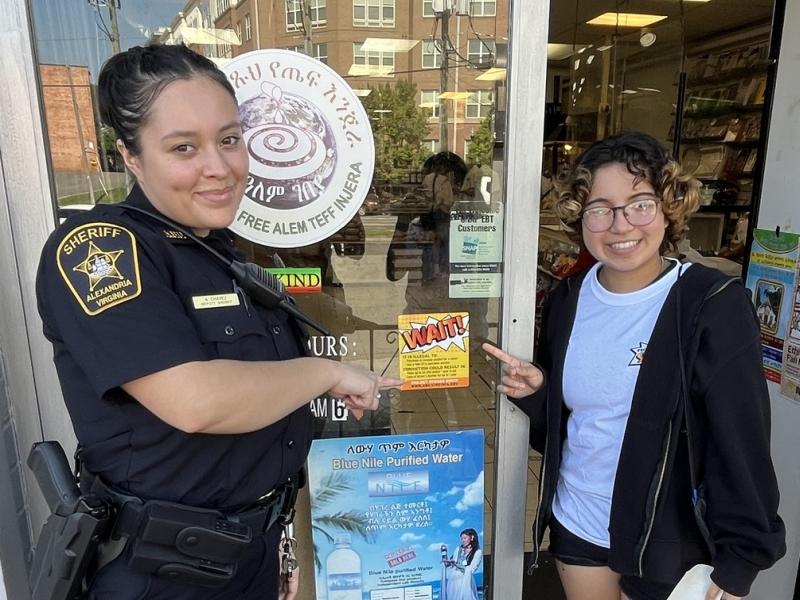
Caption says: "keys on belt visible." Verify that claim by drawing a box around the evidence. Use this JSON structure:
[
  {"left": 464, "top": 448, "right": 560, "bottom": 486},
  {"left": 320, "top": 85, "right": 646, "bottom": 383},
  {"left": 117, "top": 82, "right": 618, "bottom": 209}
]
[
  {"left": 236, "top": 478, "right": 296, "bottom": 534},
  {"left": 280, "top": 524, "right": 298, "bottom": 578}
]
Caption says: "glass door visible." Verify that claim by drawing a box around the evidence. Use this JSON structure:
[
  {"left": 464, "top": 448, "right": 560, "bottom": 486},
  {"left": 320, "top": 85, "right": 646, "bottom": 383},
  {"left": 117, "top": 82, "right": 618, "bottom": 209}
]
[{"left": 27, "top": 1, "right": 550, "bottom": 598}]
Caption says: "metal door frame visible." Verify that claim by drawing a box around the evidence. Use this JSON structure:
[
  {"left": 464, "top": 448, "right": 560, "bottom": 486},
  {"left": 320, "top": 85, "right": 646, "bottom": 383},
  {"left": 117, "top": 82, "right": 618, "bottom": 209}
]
[
  {"left": 490, "top": 0, "right": 550, "bottom": 598},
  {"left": 0, "top": 1, "right": 75, "bottom": 598}
]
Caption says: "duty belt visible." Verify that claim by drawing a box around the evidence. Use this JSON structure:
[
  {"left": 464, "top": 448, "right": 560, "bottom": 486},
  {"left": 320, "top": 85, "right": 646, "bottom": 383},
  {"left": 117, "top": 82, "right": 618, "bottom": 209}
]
[
  {"left": 109, "top": 478, "right": 298, "bottom": 538},
  {"left": 85, "top": 471, "right": 300, "bottom": 587}
]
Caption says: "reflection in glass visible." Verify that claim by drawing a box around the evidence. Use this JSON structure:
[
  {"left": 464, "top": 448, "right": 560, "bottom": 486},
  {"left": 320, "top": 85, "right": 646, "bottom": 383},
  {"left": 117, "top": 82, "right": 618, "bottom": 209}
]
[
  {"left": 30, "top": 3, "right": 509, "bottom": 590},
  {"left": 31, "top": 0, "right": 509, "bottom": 406}
]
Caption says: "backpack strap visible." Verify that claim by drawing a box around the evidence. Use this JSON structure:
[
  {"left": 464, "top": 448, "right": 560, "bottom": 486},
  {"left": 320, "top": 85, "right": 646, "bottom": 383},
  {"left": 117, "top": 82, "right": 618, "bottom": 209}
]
[{"left": 675, "top": 268, "right": 740, "bottom": 558}]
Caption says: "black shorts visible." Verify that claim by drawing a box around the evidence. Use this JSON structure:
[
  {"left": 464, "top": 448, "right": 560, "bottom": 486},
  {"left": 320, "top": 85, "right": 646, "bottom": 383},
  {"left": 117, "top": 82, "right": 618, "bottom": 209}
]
[
  {"left": 548, "top": 515, "right": 609, "bottom": 567},
  {"left": 547, "top": 516, "right": 675, "bottom": 600}
]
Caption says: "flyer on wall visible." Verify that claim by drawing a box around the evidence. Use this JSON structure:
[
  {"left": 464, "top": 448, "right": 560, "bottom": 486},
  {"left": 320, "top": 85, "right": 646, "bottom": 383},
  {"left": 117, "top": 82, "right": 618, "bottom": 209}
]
[
  {"left": 308, "top": 430, "right": 485, "bottom": 600},
  {"left": 398, "top": 312, "right": 470, "bottom": 391},
  {"left": 781, "top": 255, "right": 800, "bottom": 402},
  {"left": 744, "top": 228, "right": 800, "bottom": 382},
  {"left": 448, "top": 206, "right": 503, "bottom": 299}
]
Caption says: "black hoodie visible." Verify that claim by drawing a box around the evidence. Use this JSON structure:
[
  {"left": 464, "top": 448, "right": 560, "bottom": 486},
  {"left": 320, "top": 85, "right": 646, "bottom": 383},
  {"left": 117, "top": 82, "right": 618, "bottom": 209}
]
[{"left": 518, "top": 263, "right": 785, "bottom": 597}]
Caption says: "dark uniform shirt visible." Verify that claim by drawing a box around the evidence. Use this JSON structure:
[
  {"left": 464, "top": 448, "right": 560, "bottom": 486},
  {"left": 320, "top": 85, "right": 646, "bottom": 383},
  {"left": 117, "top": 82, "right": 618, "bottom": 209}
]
[{"left": 36, "top": 185, "right": 312, "bottom": 510}]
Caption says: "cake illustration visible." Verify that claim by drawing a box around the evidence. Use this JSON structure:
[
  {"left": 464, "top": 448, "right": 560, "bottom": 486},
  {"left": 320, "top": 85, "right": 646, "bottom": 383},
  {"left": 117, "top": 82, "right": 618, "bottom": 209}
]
[{"left": 239, "top": 82, "right": 337, "bottom": 209}]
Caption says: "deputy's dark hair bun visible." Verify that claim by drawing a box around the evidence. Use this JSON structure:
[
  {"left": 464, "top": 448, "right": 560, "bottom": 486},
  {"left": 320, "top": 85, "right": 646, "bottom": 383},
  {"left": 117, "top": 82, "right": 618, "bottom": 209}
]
[{"left": 98, "top": 44, "right": 236, "bottom": 154}]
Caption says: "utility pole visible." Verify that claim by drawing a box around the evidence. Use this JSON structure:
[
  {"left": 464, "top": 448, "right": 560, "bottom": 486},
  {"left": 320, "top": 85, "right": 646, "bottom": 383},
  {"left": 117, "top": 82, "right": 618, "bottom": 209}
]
[
  {"left": 253, "top": 0, "right": 260, "bottom": 50},
  {"left": 438, "top": 8, "right": 450, "bottom": 152},
  {"left": 66, "top": 65, "right": 95, "bottom": 204},
  {"left": 107, "top": 0, "right": 121, "bottom": 54},
  {"left": 302, "top": 0, "right": 313, "bottom": 57}
]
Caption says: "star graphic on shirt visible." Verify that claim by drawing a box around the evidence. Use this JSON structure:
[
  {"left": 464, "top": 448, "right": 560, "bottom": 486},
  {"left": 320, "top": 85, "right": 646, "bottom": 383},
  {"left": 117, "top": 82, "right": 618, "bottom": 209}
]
[
  {"left": 629, "top": 342, "right": 648, "bottom": 366},
  {"left": 72, "top": 241, "right": 125, "bottom": 291}
]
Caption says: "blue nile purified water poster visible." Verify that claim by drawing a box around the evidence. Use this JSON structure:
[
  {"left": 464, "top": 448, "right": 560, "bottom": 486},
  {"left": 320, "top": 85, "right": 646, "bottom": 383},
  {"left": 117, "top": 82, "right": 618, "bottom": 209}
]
[{"left": 308, "top": 429, "right": 485, "bottom": 600}]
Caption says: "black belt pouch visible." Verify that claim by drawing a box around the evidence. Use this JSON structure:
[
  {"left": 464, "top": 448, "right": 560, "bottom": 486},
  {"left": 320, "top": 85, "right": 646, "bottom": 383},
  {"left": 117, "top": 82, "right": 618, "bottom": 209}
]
[{"left": 125, "top": 501, "right": 253, "bottom": 588}]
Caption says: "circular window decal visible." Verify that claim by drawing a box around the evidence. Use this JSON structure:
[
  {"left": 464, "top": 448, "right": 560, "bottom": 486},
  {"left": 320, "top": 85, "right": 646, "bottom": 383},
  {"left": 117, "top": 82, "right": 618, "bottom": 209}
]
[{"left": 222, "top": 50, "right": 375, "bottom": 248}]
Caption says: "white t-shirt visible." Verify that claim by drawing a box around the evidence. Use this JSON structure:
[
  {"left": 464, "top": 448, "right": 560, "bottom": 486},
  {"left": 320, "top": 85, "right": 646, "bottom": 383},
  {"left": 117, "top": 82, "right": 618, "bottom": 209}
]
[{"left": 552, "top": 258, "right": 689, "bottom": 547}]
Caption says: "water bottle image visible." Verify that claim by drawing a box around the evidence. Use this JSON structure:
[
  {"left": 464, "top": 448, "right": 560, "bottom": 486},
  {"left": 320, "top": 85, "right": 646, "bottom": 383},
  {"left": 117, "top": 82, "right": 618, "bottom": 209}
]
[{"left": 326, "top": 533, "right": 363, "bottom": 600}]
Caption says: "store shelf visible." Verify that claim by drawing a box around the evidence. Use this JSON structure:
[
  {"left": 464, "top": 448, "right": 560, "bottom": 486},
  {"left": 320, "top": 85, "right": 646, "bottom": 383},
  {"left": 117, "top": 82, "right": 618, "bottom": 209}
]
[
  {"left": 681, "top": 138, "right": 759, "bottom": 146},
  {"left": 674, "top": 43, "right": 768, "bottom": 255},
  {"left": 540, "top": 224, "right": 573, "bottom": 240},
  {"left": 537, "top": 265, "right": 563, "bottom": 281},
  {"left": 697, "top": 204, "right": 751, "bottom": 213},
  {"left": 684, "top": 104, "right": 765, "bottom": 119},
  {"left": 687, "top": 61, "right": 770, "bottom": 87}
]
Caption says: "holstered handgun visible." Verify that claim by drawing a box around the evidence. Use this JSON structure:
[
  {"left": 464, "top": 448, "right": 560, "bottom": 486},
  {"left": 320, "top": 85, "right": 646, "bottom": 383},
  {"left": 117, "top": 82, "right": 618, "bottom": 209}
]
[{"left": 27, "top": 441, "right": 113, "bottom": 600}]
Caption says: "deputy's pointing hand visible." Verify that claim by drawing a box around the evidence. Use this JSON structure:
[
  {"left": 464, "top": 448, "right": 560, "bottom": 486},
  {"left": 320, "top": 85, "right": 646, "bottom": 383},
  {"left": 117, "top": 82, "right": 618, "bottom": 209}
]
[{"left": 329, "top": 364, "right": 402, "bottom": 420}]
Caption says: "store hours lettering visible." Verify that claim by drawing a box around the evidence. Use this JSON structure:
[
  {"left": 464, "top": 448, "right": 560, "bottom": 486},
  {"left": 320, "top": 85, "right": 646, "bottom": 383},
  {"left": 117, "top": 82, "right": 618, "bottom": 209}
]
[
  {"left": 308, "top": 335, "right": 349, "bottom": 358},
  {"left": 308, "top": 335, "right": 351, "bottom": 421}
]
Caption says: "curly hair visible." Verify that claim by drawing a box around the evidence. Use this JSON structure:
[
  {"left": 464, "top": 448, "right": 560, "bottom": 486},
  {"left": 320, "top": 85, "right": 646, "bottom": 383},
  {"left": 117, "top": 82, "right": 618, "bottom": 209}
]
[{"left": 554, "top": 132, "right": 701, "bottom": 255}]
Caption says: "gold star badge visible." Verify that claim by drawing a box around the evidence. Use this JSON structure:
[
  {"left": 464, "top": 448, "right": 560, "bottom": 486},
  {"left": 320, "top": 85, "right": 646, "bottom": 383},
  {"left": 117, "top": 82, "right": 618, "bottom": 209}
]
[
  {"left": 73, "top": 241, "right": 125, "bottom": 291},
  {"left": 56, "top": 222, "right": 142, "bottom": 316}
]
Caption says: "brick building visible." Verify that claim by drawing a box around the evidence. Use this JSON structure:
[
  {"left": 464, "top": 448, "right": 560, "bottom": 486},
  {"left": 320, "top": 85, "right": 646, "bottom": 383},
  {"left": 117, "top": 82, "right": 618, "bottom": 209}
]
[
  {"left": 39, "top": 64, "right": 99, "bottom": 173},
  {"left": 203, "top": 0, "right": 508, "bottom": 156}
]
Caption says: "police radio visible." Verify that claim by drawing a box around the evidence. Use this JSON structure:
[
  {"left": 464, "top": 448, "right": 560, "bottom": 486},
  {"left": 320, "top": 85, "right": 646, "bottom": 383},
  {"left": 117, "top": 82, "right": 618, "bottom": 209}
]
[{"left": 120, "top": 205, "right": 330, "bottom": 336}]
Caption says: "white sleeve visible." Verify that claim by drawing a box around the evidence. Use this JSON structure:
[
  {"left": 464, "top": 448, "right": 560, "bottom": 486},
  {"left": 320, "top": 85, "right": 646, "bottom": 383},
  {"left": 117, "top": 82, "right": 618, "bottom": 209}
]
[{"left": 464, "top": 552, "right": 482, "bottom": 575}]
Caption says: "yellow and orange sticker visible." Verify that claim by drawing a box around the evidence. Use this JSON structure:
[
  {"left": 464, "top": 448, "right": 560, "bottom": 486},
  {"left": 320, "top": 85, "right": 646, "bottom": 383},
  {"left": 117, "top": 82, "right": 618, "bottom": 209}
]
[{"left": 397, "top": 312, "right": 469, "bottom": 391}]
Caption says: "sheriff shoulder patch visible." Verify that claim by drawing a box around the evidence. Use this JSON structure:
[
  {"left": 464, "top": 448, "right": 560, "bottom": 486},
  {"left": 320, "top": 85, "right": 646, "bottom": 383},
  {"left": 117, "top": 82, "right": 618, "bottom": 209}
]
[{"left": 56, "top": 222, "right": 142, "bottom": 316}]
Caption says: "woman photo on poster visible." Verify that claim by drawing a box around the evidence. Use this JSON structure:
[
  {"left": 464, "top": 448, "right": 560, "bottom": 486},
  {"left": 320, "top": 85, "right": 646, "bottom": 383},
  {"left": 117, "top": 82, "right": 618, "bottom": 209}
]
[{"left": 441, "top": 528, "right": 481, "bottom": 600}]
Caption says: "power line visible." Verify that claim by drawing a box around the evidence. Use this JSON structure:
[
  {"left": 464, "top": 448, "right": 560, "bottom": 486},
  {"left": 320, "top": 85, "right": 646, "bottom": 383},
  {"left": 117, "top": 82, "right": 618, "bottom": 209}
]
[
  {"left": 468, "top": 13, "right": 495, "bottom": 60},
  {"left": 94, "top": 10, "right": 111, "bottom": 41}
]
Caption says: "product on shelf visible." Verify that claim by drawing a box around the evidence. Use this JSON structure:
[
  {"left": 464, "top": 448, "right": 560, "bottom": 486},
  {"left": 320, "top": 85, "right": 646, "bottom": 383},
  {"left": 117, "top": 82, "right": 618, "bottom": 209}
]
[{"left": 674, "top": 40, "right": 768, "bottom": 253}]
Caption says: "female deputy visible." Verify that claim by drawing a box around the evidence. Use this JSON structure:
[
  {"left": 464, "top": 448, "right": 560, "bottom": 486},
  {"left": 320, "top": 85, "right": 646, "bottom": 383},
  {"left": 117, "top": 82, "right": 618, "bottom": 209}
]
[
  {"left": 483, "top": 133, "right": 784, "bottom": 600},
  {"left": 35, "top": 44, "right": 399, "bottom": 600}
]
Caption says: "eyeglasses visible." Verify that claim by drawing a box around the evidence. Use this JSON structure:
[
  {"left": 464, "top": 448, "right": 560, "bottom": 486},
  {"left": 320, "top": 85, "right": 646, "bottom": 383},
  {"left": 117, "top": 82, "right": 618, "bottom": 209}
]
[{"left": 581, "top": 198, "right": 660, "bottom": 233}]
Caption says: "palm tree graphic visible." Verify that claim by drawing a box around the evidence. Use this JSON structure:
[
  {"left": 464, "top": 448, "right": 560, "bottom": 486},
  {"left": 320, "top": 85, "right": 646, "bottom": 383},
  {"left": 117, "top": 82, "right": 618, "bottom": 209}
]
[{"left": 312, "top": 471, "right": 375, "bottom": 570}]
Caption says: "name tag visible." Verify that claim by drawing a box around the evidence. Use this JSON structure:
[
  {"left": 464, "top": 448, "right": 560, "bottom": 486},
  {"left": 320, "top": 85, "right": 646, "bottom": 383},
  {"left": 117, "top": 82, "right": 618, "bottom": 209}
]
[{"left": 192, "top": 293, "right": 241, "bottom": 310}]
